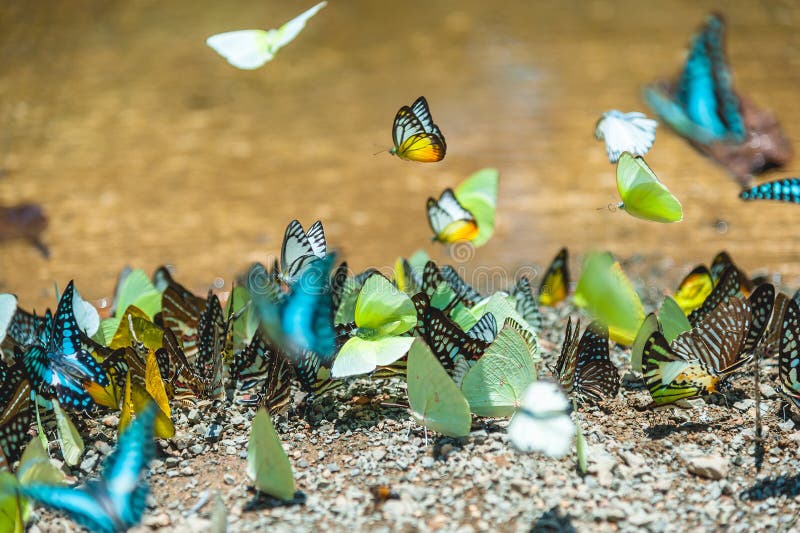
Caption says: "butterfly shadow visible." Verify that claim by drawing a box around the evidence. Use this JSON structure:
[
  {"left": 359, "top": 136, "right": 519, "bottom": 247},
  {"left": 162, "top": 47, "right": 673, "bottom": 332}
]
[
  {"left": 740, "top": 473, "right": 800, "bottom": 502},
  {"left": 244, "top": 489, "right": 307, "bottom": 511},
  {"left": 529, "top": 506, "right": 576, "bottom": 533},
  {"left": 644, "top": 422, "right": 710, "bottom": 440}
]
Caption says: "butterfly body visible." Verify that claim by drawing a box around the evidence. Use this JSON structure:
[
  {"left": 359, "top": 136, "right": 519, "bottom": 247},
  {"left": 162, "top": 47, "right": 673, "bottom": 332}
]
[{"left": 390, "top": 97, "right": 446, "bottom": 162}]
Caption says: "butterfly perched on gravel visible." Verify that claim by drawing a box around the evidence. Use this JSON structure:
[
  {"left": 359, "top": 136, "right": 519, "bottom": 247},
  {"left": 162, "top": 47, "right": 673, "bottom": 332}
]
[
  {"left": 776, "top": 298, "right": 800, "bottom": 411},
  {"left": 390, "top": 96, "right": 446, "bottom": 163},
  {"left": 643, "top": 284, "right": 774, "bottom": 406},
  {"left": 552, "top": 318, "right": 619, "bottom": 402},
  {"left": 21, "top": 281, "right": 108, "bottom": 410},
  {"left": 538, "top": 248, "right": 569, "bottom": 306},
  {"left": 277, "top": 219, "right": 327, "bottom": 285},
  {"left": 231, "top": 332, "right": 293, "bottom": 415},
  {"left": 19, "top": 403, "right": 157, "bottom": 533},
  {"left": 0, "top": 360, "right": 32, "bottom": 471},
  {"left": 687, "top": 265, "right": 742, "bottom": 326},
  {"left": 595, "top": 110, "right": 658, "bottom": 163}
]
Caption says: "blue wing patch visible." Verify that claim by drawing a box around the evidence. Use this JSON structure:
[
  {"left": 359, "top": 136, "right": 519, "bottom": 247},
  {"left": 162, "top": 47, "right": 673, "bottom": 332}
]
[{"left": 740, "top": 178, "right": 800, "bottom": 203}]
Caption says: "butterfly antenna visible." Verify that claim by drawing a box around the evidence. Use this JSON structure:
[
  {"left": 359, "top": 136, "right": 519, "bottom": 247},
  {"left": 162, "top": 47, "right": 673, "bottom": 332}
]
[{"left": 373, "top": 149, "right": 389, "bottom": 156}]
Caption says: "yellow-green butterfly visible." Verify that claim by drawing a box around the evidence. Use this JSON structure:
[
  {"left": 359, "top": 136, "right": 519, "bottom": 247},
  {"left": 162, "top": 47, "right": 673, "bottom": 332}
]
[
  {"left": 615, "top": 152, "right": 682, "bottom": 223},
  {"left": 406, "top": 338, "right": 471, "bottom": 439},
  {"left": 246, "top": 408, "right": 295, "bottom": 501}
]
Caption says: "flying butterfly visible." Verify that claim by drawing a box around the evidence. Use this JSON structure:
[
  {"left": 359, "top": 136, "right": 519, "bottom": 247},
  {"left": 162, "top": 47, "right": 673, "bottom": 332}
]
[
  {"left": 21, "top": 281, "right": 108, "bottom": 410},
  {"left": 594, "top": 110, "right": 658, "bottom": 163},
  {"left": 390, "top": 96, "right": 446, "bottom": 163},
  {"left": 740, "top": 178, "right": 800, "bottom": 204},
  {"left": 552, "top": 318, "right": 619, "bottom": 402},
  {"left": 644, "top": 13, "right": 746, "bottom": 145},
  {"left": 19, "top": 404, "right": 157, "bottom": 533},
  {"left": 206, "top": 2, "right": 327, "bottom": 70},
  {"left": 614, "top": 153, "right": 683, "bottom": 223},
  {"left": 777, "top": 299, "right": 800, "bottom": 410},
  {"left": 426, "top": 189, "right": 478, "bottom": 244},
  {"left": 538, "top": 248, "right": 569, "bottom": 306}
]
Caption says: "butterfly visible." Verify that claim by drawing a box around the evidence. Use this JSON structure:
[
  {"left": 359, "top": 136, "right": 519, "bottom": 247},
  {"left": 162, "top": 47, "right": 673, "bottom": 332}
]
[
  {"left": 21, "top": 281, "right": 108, "bottom": 410},
  {"left": 615, "top": 153, "right": 682, "bottom": 223},
  {"left": 594, "top": 110, "right": 658, "bottom": 163},
  {"left": 644, "top": 13, "right": 745, "bottom": 145},
  {"left": 19, "top": 403, "right": 157, "bottom": 533},
  {"left": 673, "top": 265, "right": 714, "bottom": 315},
  {"left": 231, "top": 332, "right": 293, "bottom": 415},
  {"left": 740, "top": 178, "right": 800, "bottom": 204},
  {"left": 538, "top": 248, "right": 569, "bottom": 306},
  {"left": 406, "top": 338, "right": 471, "bottom": 439},
  {"left": 426, "top": 189, "right": 478, "bottom": 244},
  {"left": 643, "top": 286, "right": 773, "bottom": 406},
  {"left": 247, "top": 408, "right": 296, "bottom": 500},
  {"left": 278, "top": 220, "right": 327, "bottom": 285},
  {"left": 390, "top": 96, "right": 446, "bottom": 163},
  {"left": 777, "top": 299, "right": 800, "bottom": 410},
  {"left": 710, "top": 251, "right": 752, "bottom": 295},
  {"left": 254, "top": 253, "right": 338, "bottom": 362},
  {"left": 206, "top": 1, "right": 327, "bottom": 70},
  {"left": 507, "top": 381, "right": 575, "bottom": 458},
  {"left": 411, "top": 293, "right": 489, "bottom": 382},
  {"left": 439, "top": 266, "right": 482, "bottom": 308},
  {"left": 552, "top": 318, "right": 619, "bottom": 402},
  {"left": 510, "top": 276, "right": 542, "bottom": 330},
  {"left": 687, "top": 266, "right": 741, "bottom": 326},
  {"left": 0, "top": 361, "right": 32, "bottom": 472}
]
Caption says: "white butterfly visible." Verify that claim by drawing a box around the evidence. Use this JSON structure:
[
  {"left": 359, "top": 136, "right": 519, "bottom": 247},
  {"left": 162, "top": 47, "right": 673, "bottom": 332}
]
[
  {"left": 508, "top": 381, "right": 575, "bottom": 457},
  {"left": 206, "top": 2, "right": 327, "bottom": 70},
  {"left": 0, "top": 293, "right": 17, "bottom": 344},
  {"left": 279, "top": 219, "right": 327, "bottom": 284},
  {"left": 595, "top": 110, "right": 658, "bottom": 163}
]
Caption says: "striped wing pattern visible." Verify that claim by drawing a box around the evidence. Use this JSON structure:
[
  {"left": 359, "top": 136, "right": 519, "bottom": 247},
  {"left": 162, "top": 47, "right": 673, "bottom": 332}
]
[
  {"left": 687, "top": 266, "right": 741, "bottom": 326},
  {"left": 554, "top": 319, "right": 618, "bottom": 402},
  {"left": 778, "top": 299, "right": 800, "bottom": 409}
]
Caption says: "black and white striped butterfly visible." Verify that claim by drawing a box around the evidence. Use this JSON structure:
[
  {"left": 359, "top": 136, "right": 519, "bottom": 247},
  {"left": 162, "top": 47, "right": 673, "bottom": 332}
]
[
  {"left": 511, "top": 276, "right": 542, "bottom": 331},
  {"left": 552, "top": 318, "right": 619, "bottom": 402},
  {"left": 687, "top": 265, "right": 742, "bottom": 326},
  {"left": 278, "top": 219, "right": 327, "bottom": 284}
]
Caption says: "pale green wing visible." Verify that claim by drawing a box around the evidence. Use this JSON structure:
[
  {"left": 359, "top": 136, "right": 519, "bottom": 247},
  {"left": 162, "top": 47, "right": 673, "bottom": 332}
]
[
  {"left": 97, "top": 269, "right": 161, "bottom": 343},
  {"left": 461, "top": 326, "right": 537, "bottom": 417},
  {"left": 454, "top": 168, "right": 499, "bottom": 247},
  {"left": 407, "top": 338, "right": 471, "bottom": 438},
  {"left": 206, "top": 31, "right": 272, "bottom": 70},
  {"left": 246, "top": 409, "right": 295, "bottom": 501},
  {"left": 331, "top": 336, "right": 413, "bottom": 378},
  {"left": 71, "top": 287, "right": 99, "bottom": 338},
  {"left": 355, "top": 273, "right": 415, "bottom": 336},
  {"left": 659, "top": 296, "right": 692, "bottom": 343},
  {"left": 53, "top": 400, "right": 84, "bottom": 467},
  {"left": 573, "top": 251, "right": 645, "bottom": 346},
  {"left": 272, "top": 1, "right": 327, "bottom": 50},
  {"left": 616, "top": 153, "right": 682, "bottom": 223},
  {"left": 630, "top": 313, "right": 659, "bottom": 373}
]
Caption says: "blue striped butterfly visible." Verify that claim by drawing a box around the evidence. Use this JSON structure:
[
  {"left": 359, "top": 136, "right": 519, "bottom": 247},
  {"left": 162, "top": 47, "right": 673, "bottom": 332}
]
[
  {"left": 0, "top": 361, "right": 32, "bottom": 472},
  {"left": 644, "top": 13, "right": 746, "bottom": 145},
  {"left": 21, "top": 281, "right": 108, "bottom": 410},
  {"left": 253, "top": 253, "right": 338, "bottom": 363},
  {"left": 19, "top": 403, "right": 157, "bottom": 533},
  {"left": 390, "top": 96, "right": 446, "bottom": 163},
  {"left": 740, "top": 178, "right": 800, "bottom": 204},
  {"left": 277, "top": 220, "right": 327, "bottom": 285},
  {"left": 552, "top": 319, "right": 619, "bottom": 402},
  {"left": 642, "top": 285, "right": 773, "bottom": 406},
  {"left": 777, "top": 299, "right": 800, "bottom": 411}
]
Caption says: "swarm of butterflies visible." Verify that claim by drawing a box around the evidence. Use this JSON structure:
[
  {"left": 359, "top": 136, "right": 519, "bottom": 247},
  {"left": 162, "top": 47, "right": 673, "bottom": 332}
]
[{"left": 1, "top": 6, "right": 800, "bottom": 533}]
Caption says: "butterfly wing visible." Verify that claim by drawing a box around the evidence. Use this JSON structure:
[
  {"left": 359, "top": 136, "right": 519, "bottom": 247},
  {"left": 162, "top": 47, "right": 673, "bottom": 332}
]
[
  {"left": 272, "top": 1, "right": 327, "bottom": 51},
  {"left": 553, "top": 317, "right": 580, "bottom": 390},
  {"left": 741, "top": 284, "right": 775, "bottom": 354},
  {"left": 675, "top": 14, "right": 745, "bottom": 143},
  {"left": 426, "top": 190, "right": 478, "bottom": 243},
  {"left": 206, "top": 30, "right": 273, "bottom": 70},
  {"left": 687, "top": 266, "right": 741, "bottom": 326},
  {"left": 465, "top": 313, "right": 498, "bottom": 343},
  {"left": 538, "top": 248, "right": 569, "bottom": 306},
  {"left": 409, "top": 96, "right": 446, "bottom": 148},
  {"left": 740, "top": 178, "right": 800, "bottom": 204},
  {"left": 280, "top": 220, "right": 319, "bottom": 282},
  {"left": 19, "top": 484, "right": 119, "bottom": 533},
  {"left": 643, "top": 331, "right": 715, "bottom": 405},
  {"left": 440, "top": 265, "right": 482, "bottom": 308},
  {"left": 511, "top": 277, "right": 542, "bottom": 330},
  {"left": 778, "top": 300, "right": 800, "bottom": 409},
  {"left": 304, "top": 220, "right": 327, "bottom": 259},
  {"left": 572, "top": 321, "right": 619, "bottom": 401},
  {"left": 595, "top": 110, "right": 657, "bottom": 162},
  {"left": 616, "top": 153, "right": 683, "bottom": 223},
  {"left": 673, "top": 265, "right": 713, "bottom": 314},
  {"left": 392, "top": 105, "right": 446, "bottom": 162}
]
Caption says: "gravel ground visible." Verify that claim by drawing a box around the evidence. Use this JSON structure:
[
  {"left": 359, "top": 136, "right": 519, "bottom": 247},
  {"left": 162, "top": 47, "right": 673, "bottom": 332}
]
[{"left": 24, "top": 260, "right": 800, "bottom": 533}]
